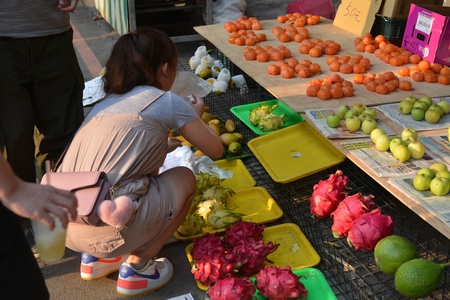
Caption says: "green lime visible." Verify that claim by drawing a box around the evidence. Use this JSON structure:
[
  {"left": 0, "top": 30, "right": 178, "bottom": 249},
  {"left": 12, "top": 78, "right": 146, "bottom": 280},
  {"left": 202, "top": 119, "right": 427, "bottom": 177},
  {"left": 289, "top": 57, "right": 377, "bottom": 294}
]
[
  {"left": 374, "top": 235, "right": 418, "bottom": 275},
  {"left": 395, "top": 258, "right": 445, "bottom": 298}
]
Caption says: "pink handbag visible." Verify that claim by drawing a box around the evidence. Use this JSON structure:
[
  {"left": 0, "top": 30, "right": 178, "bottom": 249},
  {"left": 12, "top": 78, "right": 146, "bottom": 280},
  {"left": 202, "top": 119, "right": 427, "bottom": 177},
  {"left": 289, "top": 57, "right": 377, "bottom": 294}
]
[{"left": 41, "top": 171, "right": 112, "bottom": 225}]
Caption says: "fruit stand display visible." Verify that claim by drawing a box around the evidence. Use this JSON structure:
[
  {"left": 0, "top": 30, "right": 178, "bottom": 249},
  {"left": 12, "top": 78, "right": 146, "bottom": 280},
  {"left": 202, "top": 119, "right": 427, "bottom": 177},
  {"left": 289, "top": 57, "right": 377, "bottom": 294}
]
[{"left": 176, "top": 50, "right": 450, "bottom": 298}]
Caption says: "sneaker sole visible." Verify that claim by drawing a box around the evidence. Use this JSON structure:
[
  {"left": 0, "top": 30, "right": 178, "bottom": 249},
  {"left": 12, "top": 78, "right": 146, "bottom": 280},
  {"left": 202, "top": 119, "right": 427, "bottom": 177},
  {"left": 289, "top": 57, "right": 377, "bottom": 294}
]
[
  {"left": 80, "top": 268, "right": 120, "bottom": 281},
  {"left": 116, "top": 272, "right": 174, "bottom": 296}
]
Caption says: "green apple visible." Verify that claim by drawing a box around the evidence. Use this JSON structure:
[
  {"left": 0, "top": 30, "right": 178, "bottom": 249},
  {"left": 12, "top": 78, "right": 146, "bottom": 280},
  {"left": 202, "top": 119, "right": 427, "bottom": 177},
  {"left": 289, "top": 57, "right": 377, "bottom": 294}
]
[
  {"left": 345, "top": 115, "right": 361, "bottom": 132},
  {"left": 407, "top": 141, "right": 425, "bottom": 159},
  {"left": 393, "top": 144, "right": 411, "bottom": 162},
  {"left": 429, "top": 104, "right": 445, "bottom": 117},
  {"left": 398, "top": 100, "right": 414, "bottom": 114},
  {"left": 351, "top": 103, "right": 366, "bottom": 116},
  {"left": 417, "top": 167, "right": 435, "bottom": 179},
  {"left": 410, "top": 108, "right": 426, "bottom": 121},
  {"left": 429, "top": 177, "right": 450, "bottom": 196},
  {"left": 337, "top": 104, "right": 350, "bottom": 120},
  {"left": 326, "top": 113, "right": 341, "bottom": 128},
  {"left": 403, "top": 96, "right": 418, "bottom": 103},
  {"left": 430, "top": 162, "right": 448, "bottom": 175},
  {"left": 436, "top": 100, "right": 450, "bottom": 114},
  {"left": 419, "top": 96, "right": 433, "bottom": 107},
  {"left": 375, "top": 134, "right": 391, "bottom": 151},
  {"left": 344, "top": 109, "right": 358, "bottom": 120},
  {"left": 389, "top": 137, "right": 404, "bottom": 153},
  {"left": 363, "top": 108, "right": 377, "bottom": 120},
  {"left": 401, "top": 128, "right": 418, "bottom": 142},
  {"left": 425, "top": 109, "right": 441, "bottom": 124},
  {"left": 413, "top": 173, "right": 432, "bottom": 191},
  {"left": 359, "top": 112, "right": 374, "bottom": 122},
  {"left": 436, "top": 170, "right": 450, "bottom": 181},
  {"left": 361, "top": 119, "right": 378, "bottom": 134},
  {"left": 370, "top": 128, "right": 387, "bottom": 143},
  {"left": 413, "top": 100, "right": 429, "bottom": 111}
]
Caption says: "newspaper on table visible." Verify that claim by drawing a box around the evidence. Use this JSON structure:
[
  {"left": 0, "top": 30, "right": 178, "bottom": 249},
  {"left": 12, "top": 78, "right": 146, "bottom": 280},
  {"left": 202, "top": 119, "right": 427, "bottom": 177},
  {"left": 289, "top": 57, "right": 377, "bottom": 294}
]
[
  {"left": 340, "top": 139, "right": 441, "bottom": 177},
  {"left": 304, "top": 108, "right": 394, "bottom": 139},
  {"left": 388, "top": 175, "right": 450, "bottom": 225},
  {"left": 82, "top": 76, "right": 105, "bottom": 106},
  {"left": 374, "top": 97, "right": 450, "bottom": 131},
  {"left": 420, "top": 134, "right": 450, "bottom": 164}
]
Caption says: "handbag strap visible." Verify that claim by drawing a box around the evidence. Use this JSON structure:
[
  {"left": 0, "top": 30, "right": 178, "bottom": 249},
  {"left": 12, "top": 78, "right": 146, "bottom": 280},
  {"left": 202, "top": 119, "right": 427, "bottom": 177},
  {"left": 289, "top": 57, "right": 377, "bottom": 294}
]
[{"left": 52, "top": 91, "right": 165, "bottom": 173}]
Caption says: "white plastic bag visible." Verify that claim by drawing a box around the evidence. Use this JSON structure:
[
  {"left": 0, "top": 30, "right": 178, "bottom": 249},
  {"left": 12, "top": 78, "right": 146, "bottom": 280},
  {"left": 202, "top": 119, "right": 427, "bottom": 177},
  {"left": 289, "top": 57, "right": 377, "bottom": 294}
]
[{"left": 208, "top": 0, "right": 247, "bottom": 24}]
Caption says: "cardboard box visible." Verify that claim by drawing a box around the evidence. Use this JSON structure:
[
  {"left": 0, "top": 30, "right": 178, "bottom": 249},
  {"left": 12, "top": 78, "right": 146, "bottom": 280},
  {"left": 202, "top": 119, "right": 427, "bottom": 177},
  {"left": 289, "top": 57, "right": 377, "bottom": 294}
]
[
  {"left": 333, "top": 0, "right": 383, "bottom": 36},
  {"left": 402, "top": 4, "right": 450, "bottom": 66},
  {"left": 378, "top": 0, "right": 443, "bottom": 19}
]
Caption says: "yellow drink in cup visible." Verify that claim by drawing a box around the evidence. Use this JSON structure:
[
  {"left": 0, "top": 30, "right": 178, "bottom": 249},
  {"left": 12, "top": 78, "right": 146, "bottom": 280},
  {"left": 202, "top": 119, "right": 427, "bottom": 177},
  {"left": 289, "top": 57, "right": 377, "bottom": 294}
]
[{"left": 31, "top": 218, "right": 67, "bottom": 262}]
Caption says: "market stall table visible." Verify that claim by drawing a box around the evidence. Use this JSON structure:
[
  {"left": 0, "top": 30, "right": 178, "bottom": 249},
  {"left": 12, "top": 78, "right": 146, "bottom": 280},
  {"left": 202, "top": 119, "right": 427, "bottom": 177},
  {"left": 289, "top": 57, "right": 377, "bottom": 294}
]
[
  {"left": 194, "top": 18, "right": 450, "bottom": 240},
  {"left": 194, "top": 18, "right": 450, "bottom": 112}
]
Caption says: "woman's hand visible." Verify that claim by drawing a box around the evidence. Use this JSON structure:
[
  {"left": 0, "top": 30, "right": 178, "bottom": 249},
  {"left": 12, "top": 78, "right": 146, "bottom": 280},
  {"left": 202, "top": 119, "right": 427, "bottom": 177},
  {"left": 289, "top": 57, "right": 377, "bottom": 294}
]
[
  {"left": 167, "top": 137, "right": 182, "bottom": 153},
  {"left": 186, "top": 94, "right": 205, "bottom": 118}
]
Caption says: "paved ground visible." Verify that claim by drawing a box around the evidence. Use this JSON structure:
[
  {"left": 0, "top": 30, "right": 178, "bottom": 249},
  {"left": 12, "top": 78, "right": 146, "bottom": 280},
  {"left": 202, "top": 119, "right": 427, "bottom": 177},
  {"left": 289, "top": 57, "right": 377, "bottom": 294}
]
[{"left": 41, "top": 1, "right": 289, "bottom": 299}]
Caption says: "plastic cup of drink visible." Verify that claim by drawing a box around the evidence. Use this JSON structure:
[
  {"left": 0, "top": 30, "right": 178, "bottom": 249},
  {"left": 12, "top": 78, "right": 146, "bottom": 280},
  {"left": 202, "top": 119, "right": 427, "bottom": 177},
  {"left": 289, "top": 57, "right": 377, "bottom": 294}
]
[{"left": 31, "top": 218, "right": 67, "bottom": 262}]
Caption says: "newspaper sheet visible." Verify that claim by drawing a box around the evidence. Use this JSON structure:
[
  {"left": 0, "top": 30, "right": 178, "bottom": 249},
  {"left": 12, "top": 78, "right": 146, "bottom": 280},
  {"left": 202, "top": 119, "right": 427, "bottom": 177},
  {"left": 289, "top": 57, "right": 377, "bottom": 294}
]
[
  {"left": 304, "top": 108, "right": 394, "bottom": 139},
  {"left": 375, "top": 97, "right": 450, "bottom": 131},
  {"left": 420, "top": 134, "right": 450, "bottom": 164},
  {"left": 341, "top": 140, "right": 441, "bottom": 177},
  {"left": 388, "top": 176, "right": 450, "bottom": 225}
]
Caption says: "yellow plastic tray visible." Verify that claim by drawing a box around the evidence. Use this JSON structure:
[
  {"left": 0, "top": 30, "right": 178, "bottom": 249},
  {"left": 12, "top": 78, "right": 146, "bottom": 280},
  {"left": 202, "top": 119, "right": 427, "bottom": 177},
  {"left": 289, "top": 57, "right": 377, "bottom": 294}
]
[
  {"left": 215, "top": 158, "right": 256, "bottom": 191},
  {"left": 248, "top": 122, "right": 346, "bottom": 183},
  {"left": 186, "top": 223, "right": 321, "bottom": 290},
  {"left": 174, "top": 186, "right": 283, "bottom": 241}
]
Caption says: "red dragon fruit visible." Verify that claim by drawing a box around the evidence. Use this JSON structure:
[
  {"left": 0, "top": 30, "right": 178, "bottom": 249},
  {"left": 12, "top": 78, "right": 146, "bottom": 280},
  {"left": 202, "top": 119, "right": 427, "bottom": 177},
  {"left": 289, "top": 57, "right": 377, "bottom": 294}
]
[
  {"left": 231, "top": 238, "right": 279, "bottom": 277},
  {"left": 191, "top": 233, "right": 235, "bottom": 286},
  {"left": 310, "top": 170, "right": 349, "bottom": 219},
  {"left": 347, "top": 208, "right": 395, "bottom": 251},
  {"left": 255, "top": 266, "right": 308, "bottom": 300},
  {"left": 331, "top": 193, "right": 376, "bottom": 238},
  {"left": 224, "top": 220, "right": 266, "bottom": 247},
  {"left": 206, "top": 274, "right": 256, "bottom": 300}
]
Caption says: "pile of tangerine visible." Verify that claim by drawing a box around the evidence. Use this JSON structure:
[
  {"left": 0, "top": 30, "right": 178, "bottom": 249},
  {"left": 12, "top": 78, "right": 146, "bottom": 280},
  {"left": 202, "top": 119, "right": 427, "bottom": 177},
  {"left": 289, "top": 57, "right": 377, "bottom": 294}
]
[
  {"left": 242, "top": 45, "right": 292, "bottom": 63},
  {"left": 298, "top": 38, "right": 341, "bottom": 57},
  {"left": 276, "top": 13, "right": 321, "bottom": 26},
  {"left": 354, "top": 33, "right": 416, "bottom": 67},
  {"left": 267, "top": 58, "right": 322, "bottom": 79},
  {"left": 326, "top": 54, "right": 371, "bottom": 74},
  {"left": 271, "top": 24, "right": 310, "bottom": 43},
  {"left": 306, "top": 73, "right": 355, "bottom": 100},
  {"left": 397, "top": 60, "right": 450, "bottom": 85},
  {"left": 228, "top": 29, "right": 267, "bottom": 46},
  {"left": 353, "top": 71, "right": 412, "bottom": 94},
  {"left": 224, "top": 16, "right": 263, "bottom": 33}
]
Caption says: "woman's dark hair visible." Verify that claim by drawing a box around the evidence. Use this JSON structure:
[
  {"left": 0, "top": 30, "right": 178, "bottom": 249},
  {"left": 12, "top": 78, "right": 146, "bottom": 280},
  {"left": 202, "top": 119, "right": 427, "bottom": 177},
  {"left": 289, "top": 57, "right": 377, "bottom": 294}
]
[{"left": 103, "top": 27, "right": 178, "bottom": 94}]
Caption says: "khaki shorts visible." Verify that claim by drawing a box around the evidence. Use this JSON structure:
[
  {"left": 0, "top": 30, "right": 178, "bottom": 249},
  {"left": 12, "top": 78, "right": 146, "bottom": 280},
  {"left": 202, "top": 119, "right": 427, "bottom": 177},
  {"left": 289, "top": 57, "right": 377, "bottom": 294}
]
[{"left": 65, "top": 175, "right": 177, "bottom": 258}]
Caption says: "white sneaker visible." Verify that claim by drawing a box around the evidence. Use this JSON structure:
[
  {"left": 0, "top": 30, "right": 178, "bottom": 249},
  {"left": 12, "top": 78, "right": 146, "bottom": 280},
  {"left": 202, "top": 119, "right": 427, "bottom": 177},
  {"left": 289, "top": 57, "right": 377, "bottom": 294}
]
[
  {"left": 80, "top": 252, "right": 128, "bottom": 280},
  {"left": 116, "top": 257, "right": 174, "bottom": 296}
]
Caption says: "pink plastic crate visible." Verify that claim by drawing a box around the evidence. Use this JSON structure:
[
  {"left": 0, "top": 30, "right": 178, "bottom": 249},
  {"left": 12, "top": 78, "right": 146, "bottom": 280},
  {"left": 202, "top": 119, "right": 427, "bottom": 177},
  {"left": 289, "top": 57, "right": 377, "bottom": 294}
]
[{"left": 287, "top": 0, "right": 335, "bottom": 20}]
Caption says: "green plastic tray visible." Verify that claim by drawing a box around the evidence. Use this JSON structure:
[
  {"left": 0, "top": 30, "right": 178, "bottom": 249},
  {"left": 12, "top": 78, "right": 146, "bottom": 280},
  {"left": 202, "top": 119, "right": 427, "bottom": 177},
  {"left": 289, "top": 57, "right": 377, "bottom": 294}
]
[
  {"left": 230, "top": 99, "right": 304, "bottom": 135},
  {"left": 252, "top": 268, "right": 337, "bottom": 300},
  {"left": 248, "top": 122, "right": 346, "bottom": 183}
]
